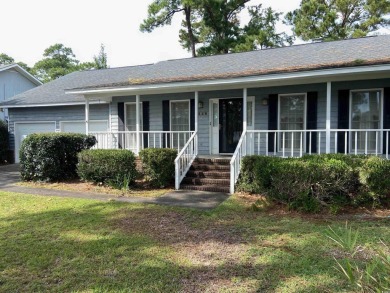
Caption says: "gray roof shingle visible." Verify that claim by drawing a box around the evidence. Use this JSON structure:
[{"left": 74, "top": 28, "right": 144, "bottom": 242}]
[{"left": 1, "top": 35, "right": 390, "bottom": 107}]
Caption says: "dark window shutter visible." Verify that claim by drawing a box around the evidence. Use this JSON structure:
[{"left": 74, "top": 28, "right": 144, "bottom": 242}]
[
  {"left": 190, "top": 99, "right": 195, "bottom": 131},
  {"left": 162, "top": 100, "right": 170, "bottom": 148},
  {"left": 268, "top": 94, "right": 278, "bottom": 152},
  {"left": 306, "top": 91, "right": 318, "bottom": 153},
  {"left": 118, "top": 102, "right": 125, "bottom": 149},
  {"left": 142, "top": 101, "right": 150, "bottom": 148},
  {"left": 337, "top": 90, "right": 350, "bottom": 153},
  {"left": 383, "top": 88, "right": 390, "bottom": 154}
]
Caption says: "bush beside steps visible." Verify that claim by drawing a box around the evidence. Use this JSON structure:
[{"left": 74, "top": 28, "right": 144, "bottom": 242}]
[
  {"left": 77, "top": 148, "right": 177, "bottom": 190},
  {"left": 77, "top": 149, "right": 137, "bottom": 189},
  {"left": 237, "top": 154, "right": 390, "bottom": 213},
  {"left": 138, "top": 148, "right": 177, "bottom": 188}
]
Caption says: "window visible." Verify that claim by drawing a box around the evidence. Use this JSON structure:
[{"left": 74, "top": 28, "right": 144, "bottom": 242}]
[
  {"left": 125, "top": 103, "right": 142, "bottom": 131},
  {"left": 125, "top": 103, "right": 142, "bottom": 151},
  {"left": 247, "top": 100, "right": 253, "bottom": 127},
  {"left": 350, "top": 89, "right": 382, "bottom": 152},
  {"left": 279, "top": 94, "right": 306, "bottom": 151},
  {"left": 170, "top": 100, "right": 190, "bottom": 148},
  {"left": 213, "top": 103, "right": 218, "bottom": 127}
]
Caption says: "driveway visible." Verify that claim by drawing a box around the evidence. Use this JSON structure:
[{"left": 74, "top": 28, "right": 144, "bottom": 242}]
[
  {"left": 0, "top": 164, "right": 20, "bottom": 188},
  {"left": 0, "top": 164, "right": 229, "bottom": 209}
]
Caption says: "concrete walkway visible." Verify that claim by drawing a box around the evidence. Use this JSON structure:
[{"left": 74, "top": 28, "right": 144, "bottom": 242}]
[{"left": 0, "top": 164, "right": 229, "bottom": 209}]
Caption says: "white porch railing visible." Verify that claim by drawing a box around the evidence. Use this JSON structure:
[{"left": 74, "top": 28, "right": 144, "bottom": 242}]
[
  {"left": 174, "top": 131, "right": 198, "bottom": 189},
  {"left": 230, "top": 130, "right": 248, "bottom": 194},
  {"left": 230, "top": 129, "right": 390, "bottom": 194},
  {"left": 89, "top": 131, "right": 194, "bottom": 154}
]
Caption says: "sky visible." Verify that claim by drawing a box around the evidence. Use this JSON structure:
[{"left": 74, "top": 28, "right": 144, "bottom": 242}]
[{"left": 0, "top": 0, "right": 302, "bottom": 68}]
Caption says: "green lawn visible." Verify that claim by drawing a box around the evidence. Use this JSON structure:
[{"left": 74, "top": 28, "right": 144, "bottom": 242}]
[{"left": 0, "top": 191, "right": 388, "bottom": 292}]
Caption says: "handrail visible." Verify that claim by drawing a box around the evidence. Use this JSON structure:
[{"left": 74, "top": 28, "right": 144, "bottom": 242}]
[
  {"left": 174, "top": 131, "right": 198, "bottom": 190},
  {"left": 230, "top": 130, "right": 247, "bottom": 194}
]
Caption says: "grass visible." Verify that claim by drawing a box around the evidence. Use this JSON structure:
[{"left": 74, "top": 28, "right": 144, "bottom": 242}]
[
  {"left": 17, "top": 180, "right": 172, "bottom": 198},
  {"left": 0, "top": 191, "right": 389, "bottom": 292}
]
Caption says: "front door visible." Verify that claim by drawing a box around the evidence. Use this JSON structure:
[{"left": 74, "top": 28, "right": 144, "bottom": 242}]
[{"left": 219, "top": 98, "right": 243, "bottom": 153}]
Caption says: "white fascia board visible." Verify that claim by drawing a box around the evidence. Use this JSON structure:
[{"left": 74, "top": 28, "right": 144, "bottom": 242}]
[
  {"left": 0, "top": 101, "right": 109, "bottom": 109},
  {"left": 66, "top": 64, "right": 390, "bottom": 96}
]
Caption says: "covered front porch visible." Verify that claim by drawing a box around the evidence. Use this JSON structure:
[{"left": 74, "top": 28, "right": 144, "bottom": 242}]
[{"left": 80, "top": 75, "right": 390, "bottom": 193}]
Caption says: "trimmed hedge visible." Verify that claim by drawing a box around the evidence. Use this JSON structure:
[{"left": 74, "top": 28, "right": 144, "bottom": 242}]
[
  {"left": 20, "top": 133, "right": 96, "bottom": 181},
  {"left": 139, "top": 148, "right": 177, "bottom": 187},
  {"left": 360, "top": 156, "right": 390, "bottom": 201},
  {"left": 77, "top": 149, "right": 137, "bottom": 187},
  {"left": 237, "top": 154, "right": 390, "bottom": 212},
  {"left": 0, "top": 120, "right": 8, "bottom": 163}
]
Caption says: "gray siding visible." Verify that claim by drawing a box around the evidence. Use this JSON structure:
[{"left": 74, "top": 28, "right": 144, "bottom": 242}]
[
  {"left": 111, "top": 80, "right": 390, "bottom": 155},
  {"left": 0, "top": 69, "right": 37, "bottom": 121},
  {"left": 12, "top": 78, "right": 388, "bottom": 155},
  {"left": 8, "top": 104, "right": 109, "bottom": 149}
]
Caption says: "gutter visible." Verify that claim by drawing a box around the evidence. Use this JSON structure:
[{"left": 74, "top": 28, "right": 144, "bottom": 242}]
[{"left": 0, "top": 100, "right": 109, "bottom": 109}]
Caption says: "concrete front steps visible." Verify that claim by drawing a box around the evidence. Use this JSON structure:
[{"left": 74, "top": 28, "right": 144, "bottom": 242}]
[{"left": 180, "top": 157, "right": 231, "bottom": 193}]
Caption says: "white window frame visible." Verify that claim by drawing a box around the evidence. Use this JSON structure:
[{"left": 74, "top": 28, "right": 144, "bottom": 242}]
[
  {"left": 349, "top": 88, "right": 384, "bottom": 154},
  {"left": 124, "top": 102, "right": 143, "bottom": 132},
  {"left": 278, "top": 93, "right": 307, "bottom": 152},
  {"left": 59, "top": 120, "right": 109, "bottom": 132},
  {"left": 170, "top": 99, "right": 191, "bottom": 132}
]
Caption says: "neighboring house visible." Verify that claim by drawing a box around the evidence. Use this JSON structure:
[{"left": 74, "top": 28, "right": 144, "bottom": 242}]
[
  {"left": 1, "top": 35, "right": 390, "bottom": 193},
  {"left": 0, "top": 64, "right": 41, "bottom": 122}
]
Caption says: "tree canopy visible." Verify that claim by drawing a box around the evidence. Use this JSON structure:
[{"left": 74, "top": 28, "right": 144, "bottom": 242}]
[
  {"left": 93, "top": 44, "right": 109, "bottom": 69},
  {"left": 0, "top": 53, "right": 32, "bottom": 72},
  {"left": 31, "top": 43, "right": 109, "bottom": 83},
  {"left": 285, "top": 0, "right": 390, "bottom": 41},
  {"left": 141, "top": 0, "right": 291, "bottom": 57},
  {"left": 234, "top": 4, "right": 293, "bottom": 52}
]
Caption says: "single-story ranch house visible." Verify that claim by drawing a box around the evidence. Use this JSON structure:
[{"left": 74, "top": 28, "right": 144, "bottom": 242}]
[{"left": 1, "top": 35, "right": 390, "bottom": 193}]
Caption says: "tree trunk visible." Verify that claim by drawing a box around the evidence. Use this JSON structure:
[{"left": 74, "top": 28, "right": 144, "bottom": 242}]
[{"left": 185, "top": 6, "right": 197, "bottom": 58}]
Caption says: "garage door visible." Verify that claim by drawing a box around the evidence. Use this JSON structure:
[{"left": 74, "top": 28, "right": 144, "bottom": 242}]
[
  {"left": 60, "top": 121, "right": 108, "bottom": 133},
  {"left": 14, "top": 122, "right": 56, "bottom": 163}
]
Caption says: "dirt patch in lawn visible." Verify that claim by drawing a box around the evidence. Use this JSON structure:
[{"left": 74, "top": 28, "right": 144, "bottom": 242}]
[
  {"left": 17, "top": 180, "right": 172, "bottom": 198},
  {"left": 114, "top": 208, "right": 258, "bottom": 292},
  {"left": 235, "top": 192, "right": 390, "bottom": 221}
]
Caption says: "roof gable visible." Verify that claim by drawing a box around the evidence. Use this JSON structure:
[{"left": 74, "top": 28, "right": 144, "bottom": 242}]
[{"left": 0, "top": 64, "right": 42, "bottom": 86}]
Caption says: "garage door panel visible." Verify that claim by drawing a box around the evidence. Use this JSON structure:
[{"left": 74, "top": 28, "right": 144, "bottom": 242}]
[{"left": 15, "top": 122, "right": 56, "bottom": 163}]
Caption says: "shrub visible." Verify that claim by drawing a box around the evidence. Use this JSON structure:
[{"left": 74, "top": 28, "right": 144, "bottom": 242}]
[
  {"left": 237, "top": 154, "right": 363, "bottom": 213},
  {"left": 302, "top": 154, "right": 367, "bottom": 169},
  {"left": 237, "top": 155, "right": 281, "bottom": 194},
  {"left": 77, "top": 149, "right": 137, "bottom": 187},
  {"left": 0, "top": 120, "right": 8, "bottom": 163},
  {"left": 269, "top": 158, "right": 358, "bottom": 212},
  {"left": 360, "top": 156, "right": 390, "bottom": 204},
  {"left": 139, "top": 148, "right": 177, "bottom": 188},
  {"left": 20, "top": 133, "right": 96, "bottom": 181}
]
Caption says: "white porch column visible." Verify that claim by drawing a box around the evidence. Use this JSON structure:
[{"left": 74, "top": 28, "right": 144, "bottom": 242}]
[
  {"left": 243, "top": 88, "right": 247, "bottom": 131},
  {"left": 136, "top": 94, "right": 140, "bottom": 154},
  {"left": 326, "top": 82, "right": 332, "bottom": 153},
  {"left": 85, "top": 98, "right": 90, "bottom": 135},
  {"left": 195, "top": 91, "right": 199, "bottom": 132}
]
